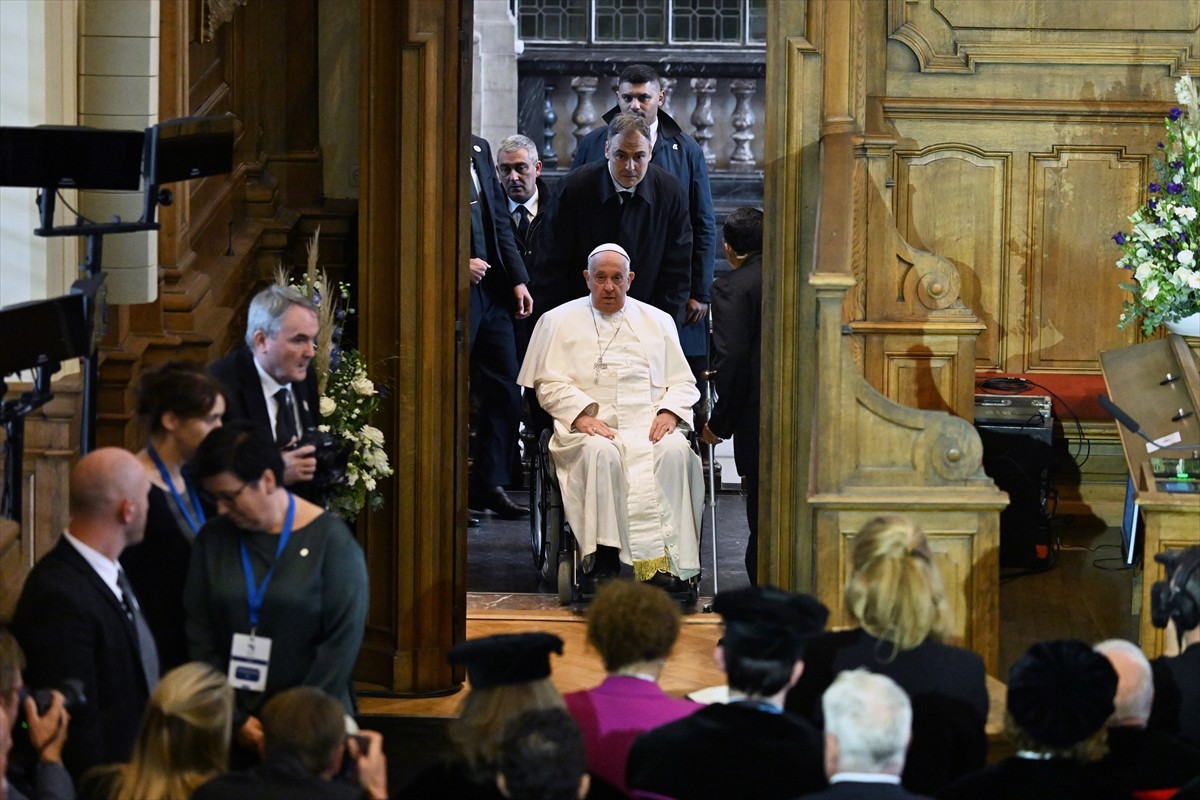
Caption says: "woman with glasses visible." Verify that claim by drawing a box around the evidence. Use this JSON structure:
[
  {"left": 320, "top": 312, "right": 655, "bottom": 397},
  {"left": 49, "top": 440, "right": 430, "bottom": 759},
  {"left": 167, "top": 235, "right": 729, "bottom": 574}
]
[
  {"left": 121, "top": 361, "right": 225, "bottom": 672},
  {"left": 183, "top": 422, "right": 368, "bottom": 765}
]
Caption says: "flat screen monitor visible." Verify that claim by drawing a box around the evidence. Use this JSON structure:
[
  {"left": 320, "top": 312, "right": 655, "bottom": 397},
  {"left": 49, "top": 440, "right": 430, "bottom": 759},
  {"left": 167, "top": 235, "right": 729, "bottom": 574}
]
[
  {"left": 143, "top": 116, "right": 235, "bottom": 187},
  {"left": 0, "top": 294, "right": 90, "bottom": 377},
  {"left": 0, "top": 126, "right": 145, "bottom": 190}
]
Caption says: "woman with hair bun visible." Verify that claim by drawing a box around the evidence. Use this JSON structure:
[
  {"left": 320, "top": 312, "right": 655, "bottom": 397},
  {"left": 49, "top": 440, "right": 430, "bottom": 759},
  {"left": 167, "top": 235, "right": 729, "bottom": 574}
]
[
  {"left": 784, "top": 514, "right": 988, "bottom": 795},
  {"left": 121, "top": 361, "right": 225, "bottom": 671}
]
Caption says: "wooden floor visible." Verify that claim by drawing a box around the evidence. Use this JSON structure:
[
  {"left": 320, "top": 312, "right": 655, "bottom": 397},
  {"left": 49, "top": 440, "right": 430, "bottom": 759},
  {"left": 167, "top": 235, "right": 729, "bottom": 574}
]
[{"left": 361, "top": 524, "right": 1137, "bottom": 730}]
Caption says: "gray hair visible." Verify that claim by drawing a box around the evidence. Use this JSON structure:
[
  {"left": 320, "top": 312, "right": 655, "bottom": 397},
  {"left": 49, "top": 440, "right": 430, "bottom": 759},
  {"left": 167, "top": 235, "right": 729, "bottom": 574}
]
[
  {"left": 606, "top": 112, "right": 651, "bottom": 146},
  {"left": 244, "top": 284, "right": 317, "bottom": 348},
  {"left": 497, "top": 134, "right": 539, "bottom": 161},
  {"left": 1094, "top": 639, "right": 1153, "bottom": 725},
  {"left": 822, "top": 669, "right": 912, "bottom": 775}
]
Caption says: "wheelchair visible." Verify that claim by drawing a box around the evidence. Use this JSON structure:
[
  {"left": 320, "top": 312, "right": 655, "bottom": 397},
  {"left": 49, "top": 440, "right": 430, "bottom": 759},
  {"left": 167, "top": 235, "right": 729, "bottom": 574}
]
[{"left": 528, "top": 427, "right": 703, "bottom": 606}]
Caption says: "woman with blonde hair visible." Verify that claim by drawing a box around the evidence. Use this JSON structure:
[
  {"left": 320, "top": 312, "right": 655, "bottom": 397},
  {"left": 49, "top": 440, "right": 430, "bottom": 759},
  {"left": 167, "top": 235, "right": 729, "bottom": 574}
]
[
  {"left": 81, "top": 662, "right": 232, "bottom": 800},
  {"left": 785, "top": 514, "right": 988, "bottom": 795}
]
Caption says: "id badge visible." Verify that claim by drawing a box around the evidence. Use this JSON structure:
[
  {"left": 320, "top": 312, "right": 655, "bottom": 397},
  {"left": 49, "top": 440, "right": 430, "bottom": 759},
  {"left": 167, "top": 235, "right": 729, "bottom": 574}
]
[{"left": 228, "top": 632, "right": 272, "bottom": 691}]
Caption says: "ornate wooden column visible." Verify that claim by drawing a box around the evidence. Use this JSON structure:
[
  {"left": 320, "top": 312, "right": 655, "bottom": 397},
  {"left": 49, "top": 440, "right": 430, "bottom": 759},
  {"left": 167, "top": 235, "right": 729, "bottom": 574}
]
[{"left": 357, "top": 0, "right": 468, "bottom": 693}]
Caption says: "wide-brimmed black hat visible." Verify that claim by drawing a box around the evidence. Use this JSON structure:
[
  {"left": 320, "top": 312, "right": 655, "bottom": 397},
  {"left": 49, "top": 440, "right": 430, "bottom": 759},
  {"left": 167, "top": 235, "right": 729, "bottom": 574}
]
[
  {"left": 448, "top": 632, "right": 564, "bottom": 690},
  {"left": 712, "top": 585, "right": 828, "bottom": 662}
]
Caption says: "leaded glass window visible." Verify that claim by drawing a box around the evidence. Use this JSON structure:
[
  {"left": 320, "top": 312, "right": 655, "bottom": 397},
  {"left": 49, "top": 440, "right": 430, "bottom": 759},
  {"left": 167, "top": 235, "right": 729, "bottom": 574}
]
[{"left": 516, "top": 0, "right": 765, "bottom": 46}]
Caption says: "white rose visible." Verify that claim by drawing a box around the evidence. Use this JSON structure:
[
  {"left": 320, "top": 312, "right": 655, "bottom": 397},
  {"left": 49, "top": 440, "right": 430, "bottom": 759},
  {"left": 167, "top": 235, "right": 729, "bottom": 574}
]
[
  {"left": 1178, "top": 250, "right": 1196, "bottom": 267},
  {"left": 361, "top": 425, "right": 384, "bottom": 447},
  {"left": 1143, "top": 280, "right": 1161, "bottom": 302},
  {"left": 352, "top": 376, "right": 375, "bottom": 396},
  {"left": 1174, "top": 266, "right": 1200, "bottom": 289},
  {"left": 319, "top": 396, "right": 336, "bottom": 417},
  {"left": 1134, "top": 262, "right": 1158, "bottom": 283}
]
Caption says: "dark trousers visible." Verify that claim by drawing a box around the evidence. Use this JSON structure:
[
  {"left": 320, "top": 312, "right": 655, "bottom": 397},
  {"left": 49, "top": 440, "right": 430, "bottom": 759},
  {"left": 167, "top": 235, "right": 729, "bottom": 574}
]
[
  {"left": 470, "top": 284, "right": 521, "bottom": 490},
  {"left": 743, "top": 469, "right": 759, "bottom": 586}
]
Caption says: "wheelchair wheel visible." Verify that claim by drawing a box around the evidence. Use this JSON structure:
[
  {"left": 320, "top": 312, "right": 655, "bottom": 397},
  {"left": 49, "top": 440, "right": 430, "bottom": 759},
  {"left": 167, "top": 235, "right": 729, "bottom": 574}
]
[
  {"left": 557, "top": 559, "right": 573, "bottom": 605},
  {"left": 529, "top": 441, "right": 548, "bottom": 572}
]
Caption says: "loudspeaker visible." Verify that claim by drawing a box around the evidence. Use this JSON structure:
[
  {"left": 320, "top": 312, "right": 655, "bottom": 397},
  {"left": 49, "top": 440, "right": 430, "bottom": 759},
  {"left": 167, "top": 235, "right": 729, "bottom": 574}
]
[{"left": 976, "top": 422, "right": 1053, "bottom": 569}]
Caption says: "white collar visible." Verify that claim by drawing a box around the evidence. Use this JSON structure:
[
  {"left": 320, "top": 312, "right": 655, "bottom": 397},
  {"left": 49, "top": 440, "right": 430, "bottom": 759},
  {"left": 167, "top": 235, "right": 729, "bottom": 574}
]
[
  {"left": 648, "top": 117, "right": 659, "bottom": 149},
  {"left": 507, "top": 188, "right": 540, "bottom": 218},
  {"left": 609, "top": 173, "right": 637, "bottom": 198},
  {"left": 62, "top": 529, "right": 123, "bottom": 601},
  {"left": 830, "top": 773, "right": 902, "bottom": 785},
  {"left": 252, "top": 354, "right": 289, "bottom": 396}
]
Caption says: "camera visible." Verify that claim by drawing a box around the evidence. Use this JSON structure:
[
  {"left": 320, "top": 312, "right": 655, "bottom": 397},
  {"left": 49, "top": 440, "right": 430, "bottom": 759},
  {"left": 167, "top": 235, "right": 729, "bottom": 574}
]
[
  {"left": 18, "top": 678, "right": 86, "bottom": 716},
  {"left": 1150, "top": 549, "right": 1200, "bottom": 631},
  {"left": 292, "top": 426, "right": 349, "bottom": 489}
]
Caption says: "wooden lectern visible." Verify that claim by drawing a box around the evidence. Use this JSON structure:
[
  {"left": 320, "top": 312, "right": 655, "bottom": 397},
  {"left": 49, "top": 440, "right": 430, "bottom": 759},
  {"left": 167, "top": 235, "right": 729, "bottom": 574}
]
[{"left": 1100, "top": 335, "right": 1200, "bottom": 657}]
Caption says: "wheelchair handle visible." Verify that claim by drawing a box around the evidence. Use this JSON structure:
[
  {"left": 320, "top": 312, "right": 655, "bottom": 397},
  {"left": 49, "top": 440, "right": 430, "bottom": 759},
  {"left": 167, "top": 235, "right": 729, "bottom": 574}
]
[{"left": 701, "top": 369, "right": 717, "bottom": 381}]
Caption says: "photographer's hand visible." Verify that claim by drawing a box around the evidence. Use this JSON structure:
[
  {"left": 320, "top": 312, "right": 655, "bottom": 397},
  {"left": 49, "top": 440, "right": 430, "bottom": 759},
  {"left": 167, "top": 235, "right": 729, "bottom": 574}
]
[
  {"left": 25, "top": 691, "right": 69, "bottom": 764},
  {"left": 348, "top": 730, "right": 388, "bottom": 800},
  {"left": 236, "top": 716, "right": 266, "bottom": 759},
  {"left": 281, "top": 444, "right": 317, "bottom": 485}
]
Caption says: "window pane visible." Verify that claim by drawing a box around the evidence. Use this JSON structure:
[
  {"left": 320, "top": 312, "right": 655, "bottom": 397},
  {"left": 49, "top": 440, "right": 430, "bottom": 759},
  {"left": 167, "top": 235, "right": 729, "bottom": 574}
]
[
  {"left": 595, "top": 0, "right": 666, "bottom": 43},
  {"left": 748, "top": 0, "right": 767, "bottom": 43},
  {"left": 518, "top": 0, "right": 587, "bottom": 42},
  {"left": 671, "top": 0, "right": 742, "bottom": 44}
]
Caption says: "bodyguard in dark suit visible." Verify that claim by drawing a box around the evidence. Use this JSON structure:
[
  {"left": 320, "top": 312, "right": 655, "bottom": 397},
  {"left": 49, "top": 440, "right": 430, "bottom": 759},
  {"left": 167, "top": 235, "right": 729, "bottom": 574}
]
[
  {"left": 534, "top": 113, "right": 692, "bottom": 325},
  {"left": 702, "top": 208, "right": 764, "bottom": 585},
  {"left": 210, "top": 284, "right": 321, "bottom": 494},
  {"left": 572, "top": 63, "right": 716, "bottom": 363},
  {"left": 11, "top": 448, "right": 159, "bottom": 781},
  {"left": 468, "top": 135, "right": 532, "bottom": 519}
]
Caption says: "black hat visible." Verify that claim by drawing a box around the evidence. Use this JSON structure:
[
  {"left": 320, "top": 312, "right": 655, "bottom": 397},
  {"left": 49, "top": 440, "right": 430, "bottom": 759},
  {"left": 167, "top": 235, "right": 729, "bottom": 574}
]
[
  {"left": 1007, "top": 639, "right": 1117, "bottom": 749},
  {"left": 712, "top": 585, "right": 828, "bottom": 662},
  {"left": 448, "top": 632, "right": 564, "bottom": 690}
]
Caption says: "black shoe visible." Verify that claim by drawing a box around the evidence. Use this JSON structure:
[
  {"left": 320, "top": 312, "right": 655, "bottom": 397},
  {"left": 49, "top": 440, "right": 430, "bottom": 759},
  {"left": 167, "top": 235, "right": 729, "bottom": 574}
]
[
  {"left": 467, "top": 517, "right": 481, "bottom": 528},
  {"left": 643, "top": 571, "right": 686, "bottom": 592},
  {"left": 469, "top": 486, "right": 530, "bottom": 520}
]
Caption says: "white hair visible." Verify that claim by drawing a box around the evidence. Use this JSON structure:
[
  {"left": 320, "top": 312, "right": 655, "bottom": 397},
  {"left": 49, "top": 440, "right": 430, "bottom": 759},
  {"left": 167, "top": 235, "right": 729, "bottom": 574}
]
[
  {"left": 1094, "top": 639, "right": 1153, "bottom": 725},
  {"left": 821, "top": 669, "right": 912, "bottom": 774}
]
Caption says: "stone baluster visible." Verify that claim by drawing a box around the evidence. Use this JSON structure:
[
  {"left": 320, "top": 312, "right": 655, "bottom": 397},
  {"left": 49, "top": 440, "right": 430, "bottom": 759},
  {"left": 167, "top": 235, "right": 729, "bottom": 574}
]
[
  {"left": 660, "top": 76, "right": 676, "bottom": 116},
  {"left": 729, "top": 79, "right": 757, "bottom": 171},
  {"left": 690, "top": 77, "right": 717, "bottom": 166},
  {"left": 541, "top": 80, "right": 559, "bottom": 168},
  {"left": 570, "top": 76, "right": 598, "bottom": 159}
]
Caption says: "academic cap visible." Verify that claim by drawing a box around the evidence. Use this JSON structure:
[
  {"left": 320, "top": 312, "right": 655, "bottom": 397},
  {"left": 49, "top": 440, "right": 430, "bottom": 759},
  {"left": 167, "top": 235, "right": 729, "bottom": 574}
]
[
  {"left": 1006, "top": 639, "right": 1117, "bottom": 749},
  {"left": 447, "top": 632, "right": 564, "bottom": 690},
  {"left": 712, "top": 585, "right": 828, "bottom": 661}
]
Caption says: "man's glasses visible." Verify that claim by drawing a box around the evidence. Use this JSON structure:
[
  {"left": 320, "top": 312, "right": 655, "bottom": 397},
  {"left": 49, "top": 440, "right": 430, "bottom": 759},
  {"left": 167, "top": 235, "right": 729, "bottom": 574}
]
[{"left": 201, "top": 481, "right": 250, "bottom": 506}]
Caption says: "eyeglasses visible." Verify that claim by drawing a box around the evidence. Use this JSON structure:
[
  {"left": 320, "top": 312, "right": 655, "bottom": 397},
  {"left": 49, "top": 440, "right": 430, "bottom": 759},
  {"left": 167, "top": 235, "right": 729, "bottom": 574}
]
[{"left": 201, "top": 481, "right": 250, "bottom": 506}]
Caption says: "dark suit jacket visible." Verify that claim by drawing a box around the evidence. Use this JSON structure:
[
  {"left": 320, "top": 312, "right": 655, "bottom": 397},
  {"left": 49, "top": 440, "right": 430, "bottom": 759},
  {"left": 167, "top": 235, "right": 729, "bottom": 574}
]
[
  {"left": 209, "top": 344, "right": 319, "bottom": 438},
  {"left": 11, "top": 537, "right": 155, "bottom": 781},
  {"left": 507, "top": 176, "right": 553, "bottom": 266},
  {"left": 533, "top": 160, "right": 692, "bottom": 324},
  {"left": 471, "top": 134, "right": 529, "bottom": 310},
  {"left": 786, "top": 629, "right": 988, "bottom": 796},
  {"left": 1149, "top": 646, "right": 1200, "bottom": 745},
  {"left": 800, "top": 781, "right": 935, "bottom": 800},
  {"left": 193, "top": 753, "right": 365, "bottom": 800},
  {"left": 938, "top": 757, "right": 1134, "bottom": 800},
  {"left": 708, "top": 254, "right": 762, "bottom": 478},
  {"left": 1094, "top": 724, "right": 1200, "bottom": 795},
  {"left": 626, "top": 703, "right": 826, "bottom": 800}
]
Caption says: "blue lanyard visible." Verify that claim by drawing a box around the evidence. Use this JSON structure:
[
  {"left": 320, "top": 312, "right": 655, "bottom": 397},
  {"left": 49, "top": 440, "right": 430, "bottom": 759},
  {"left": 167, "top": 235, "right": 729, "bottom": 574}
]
[
  {"left": 730, "top": 699, "right": 784, "bottom": 715},
  {"left": 240, "top": 492, "right": 295, "bottom": 630},
  {"left": 147, "top": 443, "right": 206, "bottom": 535}
]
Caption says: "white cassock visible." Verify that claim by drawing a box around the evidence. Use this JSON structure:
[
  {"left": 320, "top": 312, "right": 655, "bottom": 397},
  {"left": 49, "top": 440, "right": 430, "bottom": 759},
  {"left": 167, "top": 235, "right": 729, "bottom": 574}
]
[{"left": 518, "top": 296, "right": 704, "bottom": 581}]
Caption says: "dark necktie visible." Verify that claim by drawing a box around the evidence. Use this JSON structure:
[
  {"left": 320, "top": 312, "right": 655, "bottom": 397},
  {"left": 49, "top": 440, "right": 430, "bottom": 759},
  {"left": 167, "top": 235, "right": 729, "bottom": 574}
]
[
  {"left": 617, "top": 190, "right": 633, "bottom": 205},
  {"left": 274, "top": 387, "right": 298, "bottom": 447},
  {"left": 116, "top": 569, "right": 160, "bottom": 690},
  {"left": 513, "top": 205, "right": 531, "bottom": 243}
]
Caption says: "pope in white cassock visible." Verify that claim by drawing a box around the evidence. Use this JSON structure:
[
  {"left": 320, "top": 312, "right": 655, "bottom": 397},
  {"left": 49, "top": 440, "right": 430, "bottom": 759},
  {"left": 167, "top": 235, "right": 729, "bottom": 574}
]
[{"left": 518, "top": 243, "right": 704, "bottom": 589}]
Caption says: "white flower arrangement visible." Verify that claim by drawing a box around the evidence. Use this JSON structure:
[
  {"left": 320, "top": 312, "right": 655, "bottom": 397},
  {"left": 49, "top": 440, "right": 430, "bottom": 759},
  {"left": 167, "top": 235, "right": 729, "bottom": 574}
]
[
  {"left": 1113, "top": 75, "right": 1200, "bottom": 335},
  {"left": 279, "top": 228, "right": 392, "bottom": 521}
]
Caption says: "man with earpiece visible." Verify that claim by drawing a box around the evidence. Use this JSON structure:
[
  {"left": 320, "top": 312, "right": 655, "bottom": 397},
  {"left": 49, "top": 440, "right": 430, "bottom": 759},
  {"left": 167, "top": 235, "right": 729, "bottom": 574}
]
[{"left": 1147, "top": 546, "right": 1200, "bottom": 746}]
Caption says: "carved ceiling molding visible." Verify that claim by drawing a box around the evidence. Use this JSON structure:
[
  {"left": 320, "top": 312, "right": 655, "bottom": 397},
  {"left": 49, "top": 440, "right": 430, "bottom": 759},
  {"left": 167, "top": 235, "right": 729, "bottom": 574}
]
[
  {"left": 887, "top": 0, "right": 1200, "bottom": 75},
  {"left": 204, "top": 0, "right": 248, "bottom": 43}
]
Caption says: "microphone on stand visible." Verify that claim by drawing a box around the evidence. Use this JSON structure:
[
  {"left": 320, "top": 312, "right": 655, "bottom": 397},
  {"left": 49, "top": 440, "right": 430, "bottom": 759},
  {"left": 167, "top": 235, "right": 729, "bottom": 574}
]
[{"left": 1098, "top": 394, "right": 1200, "bottom": 453}]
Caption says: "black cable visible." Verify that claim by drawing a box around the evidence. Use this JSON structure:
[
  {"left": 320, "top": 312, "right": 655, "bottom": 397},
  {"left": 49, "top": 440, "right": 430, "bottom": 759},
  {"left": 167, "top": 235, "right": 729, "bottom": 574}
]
[
  {"left": 54, "top": 189, "right": 100, "bottom": 226},
  {"left": 976, "top": 377, "right": 1092, "bottom": 470}
]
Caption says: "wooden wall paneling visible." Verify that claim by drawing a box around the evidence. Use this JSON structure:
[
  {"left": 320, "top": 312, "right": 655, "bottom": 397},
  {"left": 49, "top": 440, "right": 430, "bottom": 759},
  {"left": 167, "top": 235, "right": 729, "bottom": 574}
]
[
  {"left": 1026, "top": 146, "right": 1147, "bottom": 372},
  {"left": 0, "top": 378, "right": 81, "bottom": 618},
  {"left": 357, "top": 0, "right": 466, "bottom": 693},
  {"left": 759, "top": 0, "right": 822, "bottom": 591},
  {"left": 893, "top": 145, "right": 1010, "bottom": 370}
]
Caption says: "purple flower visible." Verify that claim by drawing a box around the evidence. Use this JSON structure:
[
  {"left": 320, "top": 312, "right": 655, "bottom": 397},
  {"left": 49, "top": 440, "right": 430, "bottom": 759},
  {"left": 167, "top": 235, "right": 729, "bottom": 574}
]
[
  {"left": 1159, "top": 142, "right": 1166, "bottom": 149},
  {"left": 1149, "top": 182, "right": 1161, "bottom": 193},
  {"left": 1170, "top": 107, "right": 1184, "bottom": 121},
  {"left": 1171, "top": 160, "right": 1184, "bottom": 170},
  {"left": 1113, "top": 232, "right": 1127, "bottom": 245},
  {"left": 1149, "top": 199, "right": 1159, "bottom": 211},
  {"left": 1167, "top": 182, "right": 1184, "bottom": 194}
]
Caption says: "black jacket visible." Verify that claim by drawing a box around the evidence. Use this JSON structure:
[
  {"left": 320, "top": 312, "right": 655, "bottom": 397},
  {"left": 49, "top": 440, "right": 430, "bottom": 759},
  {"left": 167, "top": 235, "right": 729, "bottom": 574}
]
[
  {"left": 471, "top": 135, "right": 530, "bottom": 310},
  {"left": 11, "top": 537, "right": 157, "bottom": 780},
  {"left": 708, "top": 253, "right": 762, "bottom": 478},
  {"left": 533, "top": 160, "right": 692, "bottom": 324}
]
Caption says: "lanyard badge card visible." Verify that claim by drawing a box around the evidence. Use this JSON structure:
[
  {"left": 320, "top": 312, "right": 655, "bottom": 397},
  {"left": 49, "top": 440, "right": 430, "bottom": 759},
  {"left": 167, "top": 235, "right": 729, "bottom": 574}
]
[{"left": 228, "top": 493, "right": 294, "bottom": 692}]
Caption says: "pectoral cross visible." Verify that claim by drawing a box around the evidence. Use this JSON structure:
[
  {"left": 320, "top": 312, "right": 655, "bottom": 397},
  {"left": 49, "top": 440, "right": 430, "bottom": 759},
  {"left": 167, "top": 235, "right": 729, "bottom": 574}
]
[{"left": 594, "top": 357, "right": 608, "bottom": 380}]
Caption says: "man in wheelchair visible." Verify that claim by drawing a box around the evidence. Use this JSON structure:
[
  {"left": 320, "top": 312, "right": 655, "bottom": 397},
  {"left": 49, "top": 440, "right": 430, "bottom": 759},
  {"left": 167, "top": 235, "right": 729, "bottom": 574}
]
[{"left": 518, "top": 243, "right": 704, "bottom": 592}]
